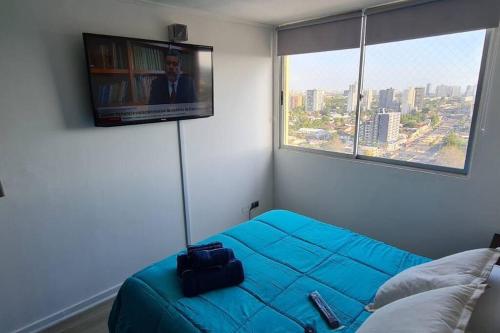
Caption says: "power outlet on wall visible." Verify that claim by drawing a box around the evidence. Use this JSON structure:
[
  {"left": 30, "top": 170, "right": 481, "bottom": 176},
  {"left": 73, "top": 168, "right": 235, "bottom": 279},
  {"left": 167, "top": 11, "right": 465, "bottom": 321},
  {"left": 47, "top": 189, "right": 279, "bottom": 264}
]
[{"left": 241, "top": 201, "right": 260, "bottom": 219}]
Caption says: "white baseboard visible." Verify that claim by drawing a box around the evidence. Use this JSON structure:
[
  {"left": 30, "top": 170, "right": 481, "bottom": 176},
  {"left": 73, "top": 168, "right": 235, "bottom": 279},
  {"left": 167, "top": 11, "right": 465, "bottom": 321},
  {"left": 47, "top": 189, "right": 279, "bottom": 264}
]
[{"left": 11, "top": 283, "right": 122, "bottom": 333}]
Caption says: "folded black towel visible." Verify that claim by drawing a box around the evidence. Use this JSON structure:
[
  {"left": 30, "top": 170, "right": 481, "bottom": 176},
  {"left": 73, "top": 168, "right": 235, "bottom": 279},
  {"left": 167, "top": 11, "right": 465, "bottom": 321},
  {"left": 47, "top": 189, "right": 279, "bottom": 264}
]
[
  {"left": 177, "top": 242, "right": 224, "bottom": 276},
  {"left": 181, "top": 259, "right": 245, "bottom": 297}
]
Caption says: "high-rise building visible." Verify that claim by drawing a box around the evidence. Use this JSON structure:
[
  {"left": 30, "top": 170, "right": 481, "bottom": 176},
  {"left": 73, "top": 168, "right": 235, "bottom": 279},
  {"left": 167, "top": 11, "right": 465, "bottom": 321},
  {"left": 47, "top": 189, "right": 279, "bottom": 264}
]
[
  {"left": 451, "top": 86, "right": 461, "bottom": 97},
  {"left": 306, "top": 89, "right": 324, "bottom": 112},
  {"left": 290, "top": 94, "right": 304, "bottom": 109},
  {"left": 436, "top": 85, "right": 449, "bottom": 97},
  {"left": 347, "top": 83, "right": 358, "bottom": 112},
  {"left": 426, "top": 83, "right": 432, "bottom": 97},
  {"left": 362, "top": 89, "right": 374, "bottom": 111},
  {"left": 401, "top": 87, "right": 416, "bottom": 114},
  {"left": 359, "top": 109, "right": 400, "bottom": 145},
  {"left": 414, "top": 87, "right": 425, "bottom": 109},
  {"left": 436, "top": 85, "right": 461, "bottom": 98},
  {"left": 377, "top": 111, "right": 401, "bottom": 143},
  {"left": 359, "top": 118, "right": 378, "bottom": 145},
  {"left": 379, "top": 88, "right": 395, "bottom": 109}
]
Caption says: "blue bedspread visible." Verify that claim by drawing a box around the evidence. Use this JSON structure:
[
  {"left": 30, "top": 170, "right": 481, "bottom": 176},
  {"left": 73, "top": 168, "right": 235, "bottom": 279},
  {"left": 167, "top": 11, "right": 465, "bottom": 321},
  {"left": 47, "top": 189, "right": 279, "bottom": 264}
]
[{"left": 109, "top": 210, "right": 429, "bottom": 332}]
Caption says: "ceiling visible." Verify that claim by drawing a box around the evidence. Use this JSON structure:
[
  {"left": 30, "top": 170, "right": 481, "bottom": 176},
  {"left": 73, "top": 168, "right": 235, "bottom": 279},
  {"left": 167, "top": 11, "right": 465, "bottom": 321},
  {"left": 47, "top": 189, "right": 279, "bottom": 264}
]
[{"left": 140, "top": 0, "right": 391, "bottom": 26}]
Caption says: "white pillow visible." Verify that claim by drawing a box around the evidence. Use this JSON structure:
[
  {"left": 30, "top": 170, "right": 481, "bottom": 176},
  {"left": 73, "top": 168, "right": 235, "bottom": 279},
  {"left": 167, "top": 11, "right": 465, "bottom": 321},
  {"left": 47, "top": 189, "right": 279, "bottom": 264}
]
[
  {"left": 467, "top": 265, "right": 500, "bottom": 333},
  {"left": 367, "top": 248, "right": 500, "bottom": 311},
  {"left": 357, "top": 284, "right": 486, "bottom": 333}
]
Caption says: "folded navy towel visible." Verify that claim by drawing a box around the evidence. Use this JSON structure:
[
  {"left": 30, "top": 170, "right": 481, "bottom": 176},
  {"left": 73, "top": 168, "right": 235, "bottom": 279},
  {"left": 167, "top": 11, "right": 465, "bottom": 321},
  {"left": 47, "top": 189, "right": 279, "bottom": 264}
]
[
  {"left": 190, "top": 248, "right": 235, "bottom": 269},
  {"left": 187, "top": 242, "right": 223, "bottom": 255},
  {"left": 177, "top": 242, "right": 223, "bottom": 276},
  {"left": 177, "top": 254, "right": 190, "bottom": 277},
  {"left": 181, "top": 259, "right": 245, "bottom": 297},
  {"left": 177, "top": 248, "right": 235, "bottom": 276}
]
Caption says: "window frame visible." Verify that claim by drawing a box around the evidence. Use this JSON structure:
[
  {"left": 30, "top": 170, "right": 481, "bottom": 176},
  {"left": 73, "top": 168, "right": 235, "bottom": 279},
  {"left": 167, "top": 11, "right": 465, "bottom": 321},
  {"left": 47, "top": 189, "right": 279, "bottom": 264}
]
[{"left": 279, "top": 25, "right": 494, "bottom": 175}]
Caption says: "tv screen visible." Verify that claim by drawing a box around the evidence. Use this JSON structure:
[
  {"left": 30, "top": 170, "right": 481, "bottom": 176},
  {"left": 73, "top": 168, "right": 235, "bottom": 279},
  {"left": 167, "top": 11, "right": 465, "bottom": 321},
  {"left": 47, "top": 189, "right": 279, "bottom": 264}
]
[{"left": 83, "top": 33, "right": 213, "bottom": 126}]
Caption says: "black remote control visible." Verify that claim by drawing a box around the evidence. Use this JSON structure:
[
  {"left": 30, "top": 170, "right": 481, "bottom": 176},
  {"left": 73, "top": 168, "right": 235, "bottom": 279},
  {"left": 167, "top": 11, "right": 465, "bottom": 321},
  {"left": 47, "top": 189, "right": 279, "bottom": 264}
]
[{"left": 309, "top": 291, "right": 341, "bottom": 329}]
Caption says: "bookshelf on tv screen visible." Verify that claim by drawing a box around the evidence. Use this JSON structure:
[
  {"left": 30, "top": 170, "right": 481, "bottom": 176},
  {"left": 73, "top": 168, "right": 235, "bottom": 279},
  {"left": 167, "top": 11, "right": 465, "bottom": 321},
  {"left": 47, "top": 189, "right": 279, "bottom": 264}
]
[{"left": 83, "top": 33, "right": 214, "bottom": 127}]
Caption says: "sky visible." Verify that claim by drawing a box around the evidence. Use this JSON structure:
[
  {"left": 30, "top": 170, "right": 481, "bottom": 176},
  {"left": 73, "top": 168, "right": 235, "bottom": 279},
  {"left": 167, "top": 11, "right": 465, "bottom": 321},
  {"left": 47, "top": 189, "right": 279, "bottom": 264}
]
[{"left": 288, "top": 29, "right": 486, "bottom": 92}]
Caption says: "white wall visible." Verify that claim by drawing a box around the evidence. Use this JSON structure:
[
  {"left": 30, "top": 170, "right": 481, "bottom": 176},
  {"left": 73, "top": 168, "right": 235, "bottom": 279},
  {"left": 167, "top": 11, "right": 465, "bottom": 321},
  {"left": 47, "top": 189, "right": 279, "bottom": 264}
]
[
  {"left": 0, "top": 1, "right": 273, "bottom": 332},
  {"left": 275, "top": 30, "right": 500, "bottom": 260}
]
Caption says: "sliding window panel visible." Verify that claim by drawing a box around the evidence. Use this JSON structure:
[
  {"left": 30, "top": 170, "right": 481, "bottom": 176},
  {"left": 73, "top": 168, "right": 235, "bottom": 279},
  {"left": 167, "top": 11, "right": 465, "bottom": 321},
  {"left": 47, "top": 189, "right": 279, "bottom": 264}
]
[
  {"left": 358, "top": 29, "right": 487, "bottom": 171},
  {"left": 282, "top": 48, "right": 360, "bottom": 154}
]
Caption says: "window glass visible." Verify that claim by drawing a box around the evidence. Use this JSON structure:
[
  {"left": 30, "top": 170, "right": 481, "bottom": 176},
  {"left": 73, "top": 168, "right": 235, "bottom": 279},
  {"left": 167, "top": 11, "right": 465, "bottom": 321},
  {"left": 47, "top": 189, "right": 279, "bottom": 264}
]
[
  {"left": 359, "top": 30, "right": 486, "bottom": 169},
  {"left": 283, "top": 48, "right": 360, "bottom": 154}
]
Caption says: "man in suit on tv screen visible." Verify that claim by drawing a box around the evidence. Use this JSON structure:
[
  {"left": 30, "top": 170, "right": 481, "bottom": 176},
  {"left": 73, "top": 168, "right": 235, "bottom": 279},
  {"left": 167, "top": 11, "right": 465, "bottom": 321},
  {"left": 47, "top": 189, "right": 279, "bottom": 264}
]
[{"left": 149, "top": 49, "right": 197, "bottom": 104}]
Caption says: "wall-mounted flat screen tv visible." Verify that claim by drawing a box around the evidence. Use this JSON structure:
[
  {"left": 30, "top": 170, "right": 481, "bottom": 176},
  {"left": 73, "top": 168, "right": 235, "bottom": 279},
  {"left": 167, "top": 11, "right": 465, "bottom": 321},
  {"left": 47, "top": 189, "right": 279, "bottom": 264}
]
[{"left": 83, "top": 33, "right": 213, "bottom": 127}]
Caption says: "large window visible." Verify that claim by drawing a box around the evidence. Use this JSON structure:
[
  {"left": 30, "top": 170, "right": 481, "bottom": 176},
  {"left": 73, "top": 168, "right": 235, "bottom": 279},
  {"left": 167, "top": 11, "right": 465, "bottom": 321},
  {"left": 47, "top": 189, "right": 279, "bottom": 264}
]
[
  {"left": 358, "top": 30, "right": 486, "bottom": 170},
  {"left": 282, "top": 28, "right": 489, "bottom": 173}
]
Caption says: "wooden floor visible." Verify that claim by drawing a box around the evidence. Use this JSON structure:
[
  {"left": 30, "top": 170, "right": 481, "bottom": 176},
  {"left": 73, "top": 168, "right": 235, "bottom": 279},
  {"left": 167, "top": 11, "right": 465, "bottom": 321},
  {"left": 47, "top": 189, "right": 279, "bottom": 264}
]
[{"left": 41, "top": 298, "right": 113, "bottom": 333}]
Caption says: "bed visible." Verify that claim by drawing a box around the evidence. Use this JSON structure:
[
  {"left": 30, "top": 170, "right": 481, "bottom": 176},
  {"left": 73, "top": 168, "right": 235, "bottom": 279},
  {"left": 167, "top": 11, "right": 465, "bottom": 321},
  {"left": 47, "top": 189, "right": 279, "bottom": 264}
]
[{"left": 108, "top": 210, "right": 430, "bottom": 333}]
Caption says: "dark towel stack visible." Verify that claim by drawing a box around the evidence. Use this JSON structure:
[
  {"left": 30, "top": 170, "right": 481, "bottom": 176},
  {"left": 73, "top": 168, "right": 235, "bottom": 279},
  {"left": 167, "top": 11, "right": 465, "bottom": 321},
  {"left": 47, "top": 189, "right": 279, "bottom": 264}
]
[{"left": 177, "top": 242, "right": 244, "bottom": 297}]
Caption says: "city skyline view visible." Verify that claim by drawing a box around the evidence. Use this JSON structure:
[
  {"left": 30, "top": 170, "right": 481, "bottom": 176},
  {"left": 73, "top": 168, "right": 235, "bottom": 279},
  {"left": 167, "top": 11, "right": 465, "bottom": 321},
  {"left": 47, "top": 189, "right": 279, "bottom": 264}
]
[
  {"left": 284, "top": 29, "right": 486, "bottom": 170},
  {"left": 288, "top": 29, "right": 486, "bottom": 92}
]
